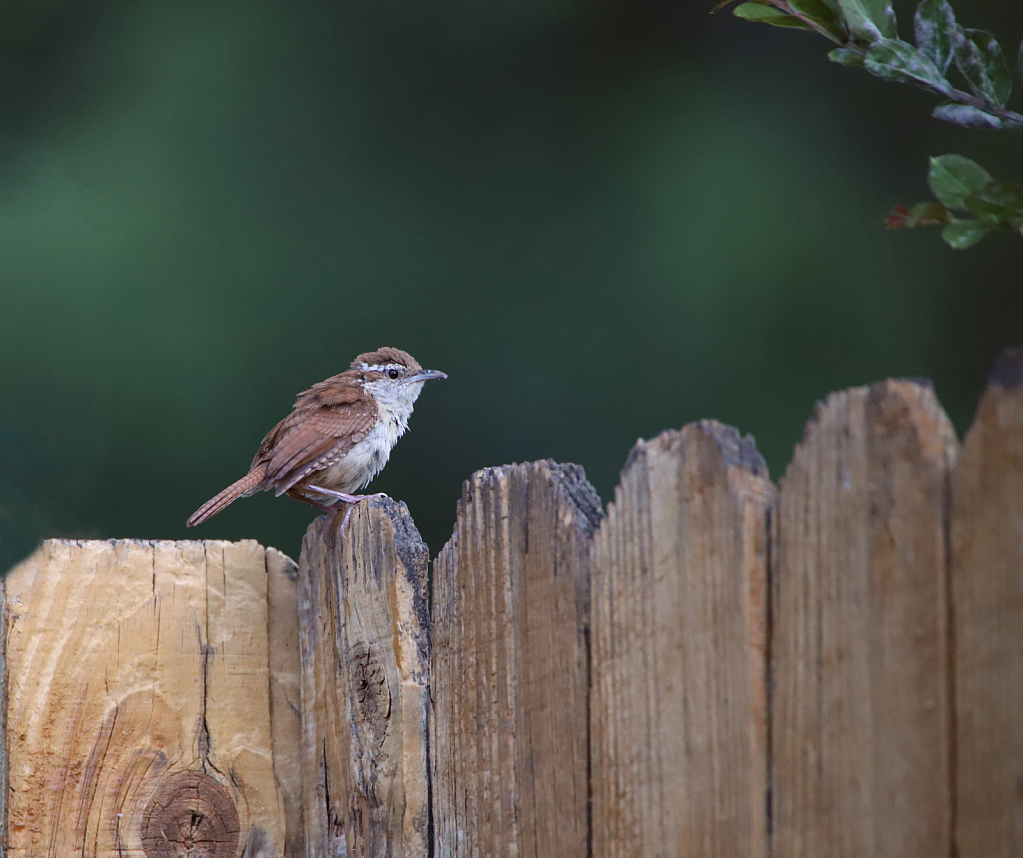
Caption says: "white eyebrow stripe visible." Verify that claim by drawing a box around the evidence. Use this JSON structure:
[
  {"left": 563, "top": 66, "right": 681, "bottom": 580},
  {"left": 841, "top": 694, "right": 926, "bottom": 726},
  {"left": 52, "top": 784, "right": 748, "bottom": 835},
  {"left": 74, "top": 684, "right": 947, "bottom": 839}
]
[{"left": 359, "top": 363, "right": 400, "bottom": 373}]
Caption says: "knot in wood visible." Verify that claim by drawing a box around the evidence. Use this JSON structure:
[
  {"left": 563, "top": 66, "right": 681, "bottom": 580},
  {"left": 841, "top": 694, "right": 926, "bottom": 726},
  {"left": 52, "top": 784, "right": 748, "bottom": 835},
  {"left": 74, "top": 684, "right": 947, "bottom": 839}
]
[
  {"left": 351, "top": 640, "right": 391, "bottom": 756},
  {"left": 141, "top": 770, "right": 240, "bottom": 858}
]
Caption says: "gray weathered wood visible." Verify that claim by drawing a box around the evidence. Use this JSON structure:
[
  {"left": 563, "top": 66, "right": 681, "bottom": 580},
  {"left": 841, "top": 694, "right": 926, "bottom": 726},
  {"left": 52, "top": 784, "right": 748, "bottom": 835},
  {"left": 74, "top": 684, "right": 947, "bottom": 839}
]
[
  {"left": 430, "top": 461, "right": 602, "bottom": 858},
  {"left": 297, "top": 498, "right": 431, "bottom": 858},
  {"left": 771, "top": 380, "right": 958, "bottom": 858},
  {"left": 952, "top": 348, "right": 1023, "bottom": 858},
  {"left": 590, "top": 421, "right": 774, "bottom": 858}
]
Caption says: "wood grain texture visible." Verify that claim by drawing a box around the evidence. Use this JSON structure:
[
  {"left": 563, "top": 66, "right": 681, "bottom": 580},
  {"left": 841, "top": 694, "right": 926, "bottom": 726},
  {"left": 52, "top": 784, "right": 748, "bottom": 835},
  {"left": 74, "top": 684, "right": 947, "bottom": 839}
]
[
  {"left": 430, "top": 461, "right": 602, "bottom": 858},
  {"left": 589, "top": 421, "right": 774, "bottom": 858},
  {"left": 4, "top": 538, "right": 302, "bottom": 857},
  {"left": 268, "top": 546, "right": 306, "bottom": 858},
  {"left": 297, "top": 498, "right": 430, "bottom": 858},
  {"left": 952, "top": 348, "right": 1023, "bottom": 857},
  {"left": 771, "top": 380, "right": 958, "bottom": 858}
]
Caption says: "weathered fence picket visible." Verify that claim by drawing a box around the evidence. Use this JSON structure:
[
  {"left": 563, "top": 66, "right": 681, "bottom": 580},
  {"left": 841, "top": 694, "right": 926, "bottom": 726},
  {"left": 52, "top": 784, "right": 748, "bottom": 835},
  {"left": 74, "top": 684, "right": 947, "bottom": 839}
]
[
  {"left": 430, "top": 462, "right": 600, "bottom": 858},
  {"left": 951, "top": 349, "right": 1023, "bottom": 858},
  {"left": 590, "top": 421, "right": 773, "bottom": 858},
  {"left": 771, "top": 380, "right": 957, "bottom": 858},
  {"left": 2, "top": 349, "right": 1022, "bottom": 857},
  {"left": 296, "top": 497, "right": 430, "bottom": 857},
  {"left": 2, "top": 540, "right": 302, "bottom": 855}
]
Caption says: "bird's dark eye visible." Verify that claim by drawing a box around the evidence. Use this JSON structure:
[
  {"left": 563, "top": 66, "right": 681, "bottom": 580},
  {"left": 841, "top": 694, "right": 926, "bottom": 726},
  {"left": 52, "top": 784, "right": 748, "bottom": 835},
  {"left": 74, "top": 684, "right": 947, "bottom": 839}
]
[{"left": 388, "top": 368, "right": 401, "bottom": 379}]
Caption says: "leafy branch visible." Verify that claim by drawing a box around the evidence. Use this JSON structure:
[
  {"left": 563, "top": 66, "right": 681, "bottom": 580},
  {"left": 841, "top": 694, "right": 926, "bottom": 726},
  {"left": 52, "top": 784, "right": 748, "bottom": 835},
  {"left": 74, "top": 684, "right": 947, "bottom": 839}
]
[
  {"left": 885, "top": 154, "right": 1023, "bottom": 247},
  {"left": 713, "top": 0, "right": 1023, "bottom": 247}
]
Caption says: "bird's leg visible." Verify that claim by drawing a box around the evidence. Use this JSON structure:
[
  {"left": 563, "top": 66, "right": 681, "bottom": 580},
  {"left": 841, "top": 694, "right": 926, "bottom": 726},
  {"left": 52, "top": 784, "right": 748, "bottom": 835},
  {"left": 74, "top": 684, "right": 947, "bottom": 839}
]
[
  {"left": 286, "top": 490, "right": 341, "bottom": 536},
  {"left": 304, "top": 486, "right": 387, "bottom": 505},
  {"left": 305, "top": 486, "right": 388, "bottom": 537},
  {"left": 339, "top": 501, "right": 356, "bottom": 535}
]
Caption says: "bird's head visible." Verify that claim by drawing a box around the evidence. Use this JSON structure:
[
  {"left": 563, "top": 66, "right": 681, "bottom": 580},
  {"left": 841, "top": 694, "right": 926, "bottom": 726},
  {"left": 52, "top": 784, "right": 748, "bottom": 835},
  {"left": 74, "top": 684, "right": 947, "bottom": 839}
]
[{"left": 353, "top": 347, "right": 447, "bottom": 414}]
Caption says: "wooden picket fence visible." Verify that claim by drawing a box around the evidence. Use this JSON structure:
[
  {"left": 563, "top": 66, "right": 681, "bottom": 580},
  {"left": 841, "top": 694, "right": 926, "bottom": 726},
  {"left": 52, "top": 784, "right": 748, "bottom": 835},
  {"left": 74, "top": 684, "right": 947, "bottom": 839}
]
[{"left": 3, "top": 349, "right": 1022, "bottom": 857}]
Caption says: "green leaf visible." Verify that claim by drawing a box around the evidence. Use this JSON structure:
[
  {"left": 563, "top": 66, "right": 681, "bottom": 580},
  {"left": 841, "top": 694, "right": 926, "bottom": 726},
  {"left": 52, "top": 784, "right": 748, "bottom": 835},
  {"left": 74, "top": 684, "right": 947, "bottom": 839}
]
[
  {"left": 829, "top": 47, "right": 865, "bottom": 67},
  {"left": 954, "top": 28, "right": 1012, "bottom": 106},
  {"left": 913, "top": 0, "right": 956, "bottom": 74},
  {"left": 932, "top": 102, "right": 1004, "bottom": 129},
  {"left": 837, "top": 0, "right": 895, "bottom": 44},
  {"left": 964, "top": 181, "right": 1023, "bottom": 222},
  {"left": 941, "top": 221, "right": 995, "bottom": 249},
  {"left": 928, "top": 154, "right": 993, "bottom": 209},
  {"left": 787, "top": 0, "right": 836, "bottom": 19},
  {"left": 909, "top": 201, "right": 951, "bottom": 224},
  {"left": 785, "top": 0, "right": 843, "bottom": 37},
  {"left": 733, "top": 3, "right": 814, "bottom": 28},
  {"left": 865, "top": 39, "right": 952, "bottom": 93},
  {"left": 881, "top": 6, "right": 897, "bottom": 40}
]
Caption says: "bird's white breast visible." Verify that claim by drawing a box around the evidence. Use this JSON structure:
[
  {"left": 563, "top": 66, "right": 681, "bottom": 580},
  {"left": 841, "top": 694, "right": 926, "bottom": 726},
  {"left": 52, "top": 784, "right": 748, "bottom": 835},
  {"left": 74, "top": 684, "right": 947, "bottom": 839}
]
[
  {"left": 314, "top": 396, "right": 413, "bottom": 494},
  {"left": 347, "top": 410, "right": 403, "bottom": 490}
]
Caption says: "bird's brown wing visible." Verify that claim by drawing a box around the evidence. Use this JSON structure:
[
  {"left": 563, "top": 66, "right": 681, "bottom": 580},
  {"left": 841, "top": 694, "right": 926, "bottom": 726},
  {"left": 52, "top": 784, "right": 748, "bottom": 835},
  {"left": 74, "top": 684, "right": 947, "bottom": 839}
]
[{"left": 252, "top": 396, "right": 380, "bottom": 495}]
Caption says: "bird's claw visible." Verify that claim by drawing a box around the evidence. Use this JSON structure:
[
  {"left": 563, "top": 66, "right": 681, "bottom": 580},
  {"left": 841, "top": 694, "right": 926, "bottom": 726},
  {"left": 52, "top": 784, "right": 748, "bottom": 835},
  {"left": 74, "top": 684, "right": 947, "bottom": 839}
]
[{"left": 308, "top": 490, "right": 389, "bottom": 540}]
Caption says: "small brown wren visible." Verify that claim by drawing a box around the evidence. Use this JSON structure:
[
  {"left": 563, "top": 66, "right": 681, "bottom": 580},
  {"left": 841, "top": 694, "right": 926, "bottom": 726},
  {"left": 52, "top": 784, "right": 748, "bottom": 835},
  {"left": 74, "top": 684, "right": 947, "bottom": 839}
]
[{"left": 187, "top": 347, "right": 446, "bottom": 531}]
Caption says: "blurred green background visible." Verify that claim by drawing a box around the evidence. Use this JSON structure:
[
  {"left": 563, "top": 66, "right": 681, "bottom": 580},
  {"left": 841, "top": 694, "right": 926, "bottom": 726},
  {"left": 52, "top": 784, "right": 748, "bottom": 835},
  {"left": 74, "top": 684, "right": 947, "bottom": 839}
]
[{"left": 1, "top": 0, "right": 1020, "bottom": 565}]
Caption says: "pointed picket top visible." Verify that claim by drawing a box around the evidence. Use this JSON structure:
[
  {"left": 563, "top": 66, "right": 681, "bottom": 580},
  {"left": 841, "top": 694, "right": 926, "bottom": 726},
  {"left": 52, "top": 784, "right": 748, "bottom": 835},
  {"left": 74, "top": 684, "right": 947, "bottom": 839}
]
[{"left": 772, "top": 379, "right": 957, "bottom": 858}]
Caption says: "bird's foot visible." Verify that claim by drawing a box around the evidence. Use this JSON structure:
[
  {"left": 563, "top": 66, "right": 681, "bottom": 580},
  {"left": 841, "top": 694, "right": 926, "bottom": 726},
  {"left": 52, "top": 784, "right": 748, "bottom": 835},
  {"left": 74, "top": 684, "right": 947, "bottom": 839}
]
[{"left": 306, "top": 488, "right": 388, "bottom": 538}]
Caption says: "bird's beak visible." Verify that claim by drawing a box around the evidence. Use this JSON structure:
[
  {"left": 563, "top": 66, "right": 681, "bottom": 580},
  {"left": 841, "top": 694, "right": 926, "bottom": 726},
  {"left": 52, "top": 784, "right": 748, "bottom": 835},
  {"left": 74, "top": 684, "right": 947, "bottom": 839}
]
[{"left": 409, "top": 369, "right": 448, "bottom": 383}]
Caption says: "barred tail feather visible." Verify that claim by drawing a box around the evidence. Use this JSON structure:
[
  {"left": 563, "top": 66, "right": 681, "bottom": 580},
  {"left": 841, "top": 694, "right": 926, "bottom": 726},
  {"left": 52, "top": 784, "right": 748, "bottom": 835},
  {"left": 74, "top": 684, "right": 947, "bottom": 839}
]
[{"left": 186, "top": 466, "right": 267, "bottom": 527}]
